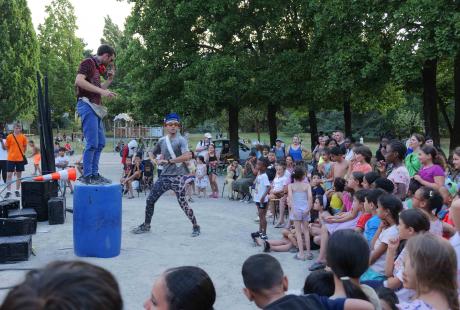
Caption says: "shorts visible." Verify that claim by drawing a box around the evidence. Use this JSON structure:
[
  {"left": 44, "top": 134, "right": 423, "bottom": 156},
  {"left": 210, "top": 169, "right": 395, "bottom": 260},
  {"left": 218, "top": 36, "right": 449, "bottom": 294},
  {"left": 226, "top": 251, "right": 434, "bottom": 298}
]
[
  {"left": 33, "top": 154, "right": 41, "bottom": 165},
  {"left": 255, "top": 202, "right": 268, "bottom": 209},
  {"left": 7, "top": 161, "right": 25, "bottom": 172}
]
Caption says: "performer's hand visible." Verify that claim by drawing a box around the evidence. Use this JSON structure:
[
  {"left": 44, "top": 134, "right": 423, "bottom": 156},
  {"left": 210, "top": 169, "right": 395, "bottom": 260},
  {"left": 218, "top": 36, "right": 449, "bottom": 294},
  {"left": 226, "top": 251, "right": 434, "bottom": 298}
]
[
  {"left": 101, "top": 89, "right": 117, "bottom": 98},
  {"left": 107, "top": 66, "right": 115, "bottom": 80}
]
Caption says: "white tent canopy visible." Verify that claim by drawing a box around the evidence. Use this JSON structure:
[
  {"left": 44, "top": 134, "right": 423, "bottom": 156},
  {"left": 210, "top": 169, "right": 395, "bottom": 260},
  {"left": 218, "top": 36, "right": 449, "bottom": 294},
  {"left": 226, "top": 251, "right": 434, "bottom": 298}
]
[{"left": 113, "top": 113, "right": 134, "bottom": 122}]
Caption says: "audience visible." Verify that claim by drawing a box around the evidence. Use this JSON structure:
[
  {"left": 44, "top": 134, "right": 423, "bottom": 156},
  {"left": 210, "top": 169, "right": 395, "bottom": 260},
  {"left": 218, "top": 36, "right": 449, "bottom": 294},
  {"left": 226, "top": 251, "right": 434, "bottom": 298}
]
[
  {"left": 144, "top": 266, "right": 215, "bottom": 310},
  {"left": 241, "top": 254, "right": 374, "bottom": 309},
  {"left": 0, "top": 261, "right": 122, "bottom": 310}
]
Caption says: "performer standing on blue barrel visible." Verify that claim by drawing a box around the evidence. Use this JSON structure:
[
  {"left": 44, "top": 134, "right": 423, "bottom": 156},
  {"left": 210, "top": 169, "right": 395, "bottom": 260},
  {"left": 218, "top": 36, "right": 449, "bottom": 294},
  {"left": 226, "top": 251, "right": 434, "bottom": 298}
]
[
  {"left": 74, "top": 44, "right": 116, "bottom": 185},
  {"left": 132, "top": 113, "right": 200, "bottom": 237}
]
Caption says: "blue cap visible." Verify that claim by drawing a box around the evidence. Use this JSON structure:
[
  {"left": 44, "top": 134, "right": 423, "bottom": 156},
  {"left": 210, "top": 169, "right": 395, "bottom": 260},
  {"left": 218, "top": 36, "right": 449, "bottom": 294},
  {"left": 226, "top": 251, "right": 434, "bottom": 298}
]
[{"left": 164, "top": 113, "right": 180, "bottom": 123}]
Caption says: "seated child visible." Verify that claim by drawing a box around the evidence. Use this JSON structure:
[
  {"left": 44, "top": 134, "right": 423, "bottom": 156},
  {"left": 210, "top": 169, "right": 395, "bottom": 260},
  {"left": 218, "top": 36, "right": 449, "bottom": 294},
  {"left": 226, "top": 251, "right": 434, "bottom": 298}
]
[
  {"left": 327, "top": 177, "right": 346, "bottom": 215},
  {"left": 362, "top": 189, "right": 385, "bottom": 244},
  {"left": 311, "top": 171, "right": 326, "bottom": 197},
  {"left": 120, "top": 156, "right": 134, "bottom": 199}
]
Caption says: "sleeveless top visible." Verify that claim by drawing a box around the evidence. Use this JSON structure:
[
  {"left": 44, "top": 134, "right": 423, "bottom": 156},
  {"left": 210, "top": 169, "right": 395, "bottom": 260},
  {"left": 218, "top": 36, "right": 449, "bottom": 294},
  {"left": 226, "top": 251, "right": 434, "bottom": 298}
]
[
  {"left": 289, "top": 145, "right": 303, "bottom": 161},
  {"left": 292, "top": 190, "right": 309, "bottom": 211},
  {"left": 330, "top": 193, "right": 343, "bottom": 214}
]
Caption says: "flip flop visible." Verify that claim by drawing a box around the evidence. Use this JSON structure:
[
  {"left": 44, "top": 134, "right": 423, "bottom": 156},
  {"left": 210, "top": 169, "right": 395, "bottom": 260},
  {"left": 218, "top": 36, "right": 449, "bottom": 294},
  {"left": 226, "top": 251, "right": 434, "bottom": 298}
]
[
  {"left": 274, "top": 223, "right": 285, "bottom": 228},
  {"left": 308, "top": 261, "right": 326, "bottom": 271},
  {"left": 294, "top": 254, "right": 306, "bottom": 261}
]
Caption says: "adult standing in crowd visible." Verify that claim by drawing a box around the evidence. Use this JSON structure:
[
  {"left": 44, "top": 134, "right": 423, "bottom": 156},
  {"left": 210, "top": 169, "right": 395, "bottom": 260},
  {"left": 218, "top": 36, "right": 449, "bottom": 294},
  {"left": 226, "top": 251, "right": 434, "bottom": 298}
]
[
  {"left": 334, "top": 130, "right": 347, "bottom": 152},
  {"left": 344, "top": 137, "right": 355, "bottom": 161},
  {"left": 287, "top": 135, "right": 309, "bottom": 163},
  {"left": 195, "top": 132, "right": 212, "bottom": 158},
  {"left": 4, "top": 123, "right": 27, "bottom": 198},
  {"left": 404, "top": 133, "right": 424, "bottom": 177},
  {"left": 75, "top": 44, "right": 116, "bottom": 185},
  {"left": 0, "top": 131, "right": 7, "bottom": 185},
  {"left": 274, "top": 138, "right": 285, "bottom": 161}
]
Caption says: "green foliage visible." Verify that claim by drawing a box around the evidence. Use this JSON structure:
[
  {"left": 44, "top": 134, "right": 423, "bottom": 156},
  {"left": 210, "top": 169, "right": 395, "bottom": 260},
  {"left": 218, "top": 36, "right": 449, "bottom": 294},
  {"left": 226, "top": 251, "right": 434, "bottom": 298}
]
[
  {"left": 0, "top": 0, "right": 39, "bottom": 123},
  {"left": 37, "top": 0, "right": 84, "bottom": 127}
]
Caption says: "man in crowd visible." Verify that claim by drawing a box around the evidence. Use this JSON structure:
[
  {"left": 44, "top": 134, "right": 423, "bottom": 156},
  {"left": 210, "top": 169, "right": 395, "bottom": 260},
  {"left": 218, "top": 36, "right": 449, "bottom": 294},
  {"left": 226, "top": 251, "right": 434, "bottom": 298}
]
[
  {"left": 195, "top": 132, "right": 212, "bottom": 158},
  {"left": 4, "top": 123, "right": 27, "bottom": 198}
]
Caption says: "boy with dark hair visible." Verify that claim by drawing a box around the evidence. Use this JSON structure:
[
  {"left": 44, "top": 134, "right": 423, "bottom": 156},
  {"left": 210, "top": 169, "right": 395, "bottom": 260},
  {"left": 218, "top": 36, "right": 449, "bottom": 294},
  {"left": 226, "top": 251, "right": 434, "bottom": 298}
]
[
  {"left": 330, "top": 146, "right": 349, "bottom": 179},
  {"left": 310, "top": 171, "right": 325, "bottom": 197},
  {"left": 363, "top": 188, "right": 385, "bottom": 244},
  {"left": 374, "top": 177, "right": 395, "bottom": 194},
  {"left": 251, "top": 158, "right": 271, "bottom": 241},
  {"left": 241, "top": 254, "right": 373, "bottom": 310}
]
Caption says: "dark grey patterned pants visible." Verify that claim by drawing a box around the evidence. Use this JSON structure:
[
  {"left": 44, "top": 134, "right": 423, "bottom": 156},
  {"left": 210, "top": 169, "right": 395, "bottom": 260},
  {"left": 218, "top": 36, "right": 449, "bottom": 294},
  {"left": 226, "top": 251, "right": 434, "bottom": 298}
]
[{"left": 145, "top": 175, "right": 198, "bottom": 226}]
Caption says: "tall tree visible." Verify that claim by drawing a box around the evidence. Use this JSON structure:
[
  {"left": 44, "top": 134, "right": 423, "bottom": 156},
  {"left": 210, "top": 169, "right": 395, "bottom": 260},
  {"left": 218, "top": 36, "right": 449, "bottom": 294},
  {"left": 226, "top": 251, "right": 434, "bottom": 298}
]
[
  {"left": 101, "top": 15, "right": 123, "bottom": 51},
  {"left": 38, "top": 0, "right": 84, "bottom": 126},
  {"left": 0, "top": 0, "right": 39, "bottom": 122}
]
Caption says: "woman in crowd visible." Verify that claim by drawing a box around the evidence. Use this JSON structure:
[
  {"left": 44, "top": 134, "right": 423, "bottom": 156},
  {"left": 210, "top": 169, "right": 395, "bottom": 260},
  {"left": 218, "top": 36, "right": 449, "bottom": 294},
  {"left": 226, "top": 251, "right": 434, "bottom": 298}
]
[
  {"left": 398, "top": 233, "right": 458, "bottom": 310},
  {"left": 381, "top": 140, "right": 410, "bottom": 200},
  {"left": 413, "top": 145, "right": 445, "bottom": 190},
  {"left": 287, "top": 135, "right": 308, "bottom": 163},
  {"left": 448, "top": 146, "right": 460, "bottom": 185},
  {"left": 144, "top": 266, "right": 216, "bottom": 310},
  {"left": 404, "top": 133, "right": 424, "bottom": 177}
]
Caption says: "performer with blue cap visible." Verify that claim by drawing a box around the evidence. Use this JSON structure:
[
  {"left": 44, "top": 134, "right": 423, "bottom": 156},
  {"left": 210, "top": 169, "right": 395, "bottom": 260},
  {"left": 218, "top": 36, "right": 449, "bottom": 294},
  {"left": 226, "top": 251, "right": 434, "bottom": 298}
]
[{"left": 132, "top": 113, "right": 200, "bottom": 237}]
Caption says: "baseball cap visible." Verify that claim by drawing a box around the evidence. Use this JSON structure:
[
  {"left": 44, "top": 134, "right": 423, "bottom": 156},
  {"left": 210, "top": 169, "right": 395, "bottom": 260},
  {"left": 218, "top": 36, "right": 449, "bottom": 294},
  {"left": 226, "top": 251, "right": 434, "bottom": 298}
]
[
  {"left": 164, "top": 113, "right": 180, "bottom": 123},
  {"left": 204, "top": 133, "right": 212, "bottom": 139},
  {"left": 275, "top": 138, "right": 283, "bottom": 142}
]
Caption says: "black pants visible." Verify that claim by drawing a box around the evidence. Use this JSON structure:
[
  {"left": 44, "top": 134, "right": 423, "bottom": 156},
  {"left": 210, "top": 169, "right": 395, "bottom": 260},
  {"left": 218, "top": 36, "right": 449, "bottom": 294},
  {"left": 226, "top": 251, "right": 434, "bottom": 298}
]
[
  {"left": 145, "top": 175, "right": 198, "bottom": 227},
  {"left": 0, "top": 160, "right": 6, "bottom": 183}
]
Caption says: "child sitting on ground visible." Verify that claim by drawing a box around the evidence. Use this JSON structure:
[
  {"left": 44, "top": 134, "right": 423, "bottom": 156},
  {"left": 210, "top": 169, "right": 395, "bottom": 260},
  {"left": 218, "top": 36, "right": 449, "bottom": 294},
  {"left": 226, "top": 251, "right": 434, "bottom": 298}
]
[
  {"left": 361, "top": 194, "right": 402, "bottom": 282},
  {"left": 311, "top": 171, "right": 326, "bottom": 197},
  {"left": 195, "top": 155, "right": 209, "bottom": 198},
  {"left": 326, "top": 177, "right": 346, "bottom": 215},
  {"left": 120, "top": 156, "right": 134, "bottom": 199},
  {"left": 362, "top": 189, "right": 385, "bottom": 244}
]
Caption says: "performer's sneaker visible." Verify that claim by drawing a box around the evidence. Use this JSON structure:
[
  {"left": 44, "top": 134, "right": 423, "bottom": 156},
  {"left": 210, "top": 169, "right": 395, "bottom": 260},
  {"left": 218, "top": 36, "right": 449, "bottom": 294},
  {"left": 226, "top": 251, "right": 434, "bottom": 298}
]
[
  {"left": 131, "top": 223, "right": 151, "bottom": 234},
  {"left": 4, "top": 192, "right": 11, "bottom": 199},
  {"left": 78, "top": 175, "right": 96, "bottom": 185},
  {"left": 93, "top": 174, "right": 112, "bottom": 185},
  {"left": 191, "top": 225, "right": 201, "bottom": 237}
]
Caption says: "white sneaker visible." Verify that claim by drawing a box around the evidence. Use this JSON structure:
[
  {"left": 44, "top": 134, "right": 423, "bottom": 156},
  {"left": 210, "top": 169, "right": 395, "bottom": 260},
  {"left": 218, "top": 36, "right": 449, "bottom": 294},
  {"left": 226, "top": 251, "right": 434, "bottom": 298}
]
[{"left": 254, "top": 216, "right": 260, "bottom": 223}]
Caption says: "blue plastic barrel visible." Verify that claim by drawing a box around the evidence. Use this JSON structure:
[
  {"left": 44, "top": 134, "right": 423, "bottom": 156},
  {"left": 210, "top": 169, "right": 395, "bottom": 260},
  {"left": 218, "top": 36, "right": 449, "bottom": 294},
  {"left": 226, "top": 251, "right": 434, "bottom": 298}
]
[{"left": 73, "top": 183, "right": 122, "bottom": 258}]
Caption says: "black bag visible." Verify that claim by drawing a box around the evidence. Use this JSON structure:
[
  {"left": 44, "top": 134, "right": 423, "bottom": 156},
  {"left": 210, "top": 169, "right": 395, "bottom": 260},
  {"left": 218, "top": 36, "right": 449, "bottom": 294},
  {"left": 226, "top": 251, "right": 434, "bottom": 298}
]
[{"left": 12, "top": 134, "right": 28, "bottom": 165}]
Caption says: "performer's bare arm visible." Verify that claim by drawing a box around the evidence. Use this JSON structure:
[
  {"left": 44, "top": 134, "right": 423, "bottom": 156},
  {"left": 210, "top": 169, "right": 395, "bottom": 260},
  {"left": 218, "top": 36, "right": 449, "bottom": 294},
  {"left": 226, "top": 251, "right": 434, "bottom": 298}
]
[
  {"left": 160, "top": 151, "right": 192, "bottom": 165},
  {"left": 75, "top": 74, "right": 116, "bottom": 98}
]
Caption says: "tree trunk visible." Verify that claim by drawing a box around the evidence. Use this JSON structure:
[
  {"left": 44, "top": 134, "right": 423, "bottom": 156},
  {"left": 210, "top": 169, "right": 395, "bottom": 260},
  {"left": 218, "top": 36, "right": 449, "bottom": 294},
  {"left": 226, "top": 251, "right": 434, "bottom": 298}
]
[
  {"left": 267, "top": 103, "right": 277, "bottom": 147},
  {"left": 228, "top": 105, "right": 240, "bottom": 160},
  {"left": 438, "top": 95, "right": 453, "bottom": 136},
  {"left": 450, "top": 52, "right": 460, "bottom": 152},
  {"left": 422, "top": 58, "right": 440, "bottom": 147},
  {"left": 256, "top": 120, "right": 261, "bottom": 144},
  {"left": 309, "top": 109, "right": 318, "bottom": 152},
  {"left": 343, "top": 96, "right": 352, "bottom": 138}
]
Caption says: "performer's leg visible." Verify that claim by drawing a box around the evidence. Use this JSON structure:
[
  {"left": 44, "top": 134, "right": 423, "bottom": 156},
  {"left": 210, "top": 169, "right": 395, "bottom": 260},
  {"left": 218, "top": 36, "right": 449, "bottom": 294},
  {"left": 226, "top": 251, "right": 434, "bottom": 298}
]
[
  {"left": 77, "top": 101, "right": 98, "bottom": 177},
  {"left": 144, "top": 176, "right": 170, "bottom": 224},
  {"left": 91, "top": 118, "right": 105, "bottom": 176},
  {"left": 171, "top": 176, "right": 198, "bottom": 227}
]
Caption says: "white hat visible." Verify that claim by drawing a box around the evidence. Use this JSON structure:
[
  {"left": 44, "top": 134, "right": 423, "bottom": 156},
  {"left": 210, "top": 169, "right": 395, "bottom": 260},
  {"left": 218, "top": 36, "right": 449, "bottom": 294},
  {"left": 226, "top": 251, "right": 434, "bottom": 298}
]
[
  {"left": 128, "top": 139, "right": 138, "bottom": 149},
  {"left": 204, "top": 133, "right": 212, "bottom": 139}
]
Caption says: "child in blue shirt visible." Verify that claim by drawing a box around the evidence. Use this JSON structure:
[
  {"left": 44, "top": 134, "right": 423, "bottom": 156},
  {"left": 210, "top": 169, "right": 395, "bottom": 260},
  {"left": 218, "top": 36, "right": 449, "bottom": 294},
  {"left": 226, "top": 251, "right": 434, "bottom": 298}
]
[{"left": 363, "top": 189, "right": 385, "bottom": 244}]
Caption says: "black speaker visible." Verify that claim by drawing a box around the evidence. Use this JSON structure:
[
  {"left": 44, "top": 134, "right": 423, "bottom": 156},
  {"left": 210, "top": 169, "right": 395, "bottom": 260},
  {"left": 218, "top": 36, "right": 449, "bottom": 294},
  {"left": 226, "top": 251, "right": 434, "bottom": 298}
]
[
  {"left": 21, "top": 180, "right": 58, "bottom": 221},
  {"left": 8, "top": 208, "right": 37, "bottom": 219},
  {"left": 48, "top": 197, "right": 66, "bottom": 225},
  {"left": 0, "top": 199, "right": 20, "bottom": 218},
  {"left": 0, "top": 217, "right": 37, "bottom": 236},
  {"left": 0, "top": 235, "right": 32, "bottom": 263}
]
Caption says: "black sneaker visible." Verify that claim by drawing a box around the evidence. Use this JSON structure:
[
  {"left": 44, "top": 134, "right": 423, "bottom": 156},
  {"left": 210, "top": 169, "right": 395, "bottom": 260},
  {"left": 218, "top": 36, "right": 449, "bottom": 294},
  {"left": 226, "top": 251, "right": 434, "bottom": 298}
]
[
  {"left": 131, "top": 223, "right": 151, "bottom": 234},
  {"left": 93, "top": 174, "right": 112, "bottom": 184},
  {"left": 15, "top": 191, "right": 20, "bottom": 198},
  {"left": 251, "top": 231, "right": 261, "bottom": 243},
  {"left": 4, "top": 192, "right": 11, "bottom": 199},
  {"left": 260, "top": 233, "right": 268, "bottom": 240},
  {"left": 78, "top": 175, "right": 96, "bottom": 185},
  {"left": 191, "top": 225, "right": 201, "bottom": 237}
]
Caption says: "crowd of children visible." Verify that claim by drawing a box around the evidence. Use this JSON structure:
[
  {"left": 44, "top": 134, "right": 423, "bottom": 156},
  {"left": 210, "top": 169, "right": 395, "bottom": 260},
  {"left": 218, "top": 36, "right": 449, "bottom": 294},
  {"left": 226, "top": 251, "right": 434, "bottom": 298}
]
[{"left": 244, "top": 132, "right": 460, "bottom": 310}]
